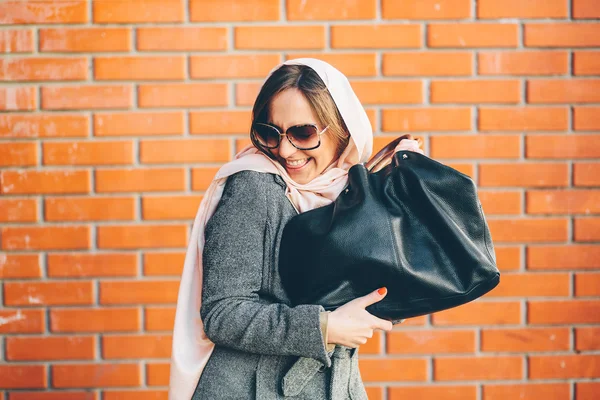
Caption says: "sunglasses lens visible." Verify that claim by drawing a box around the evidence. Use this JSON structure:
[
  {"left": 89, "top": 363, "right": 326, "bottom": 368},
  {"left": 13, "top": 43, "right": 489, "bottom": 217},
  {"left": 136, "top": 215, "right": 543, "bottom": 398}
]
[
  {"left": 253, "top": 124, "right": 280, "bottom": 148},
  {"left": 288, "top": 125, "right": 319, "bottom": 149}
]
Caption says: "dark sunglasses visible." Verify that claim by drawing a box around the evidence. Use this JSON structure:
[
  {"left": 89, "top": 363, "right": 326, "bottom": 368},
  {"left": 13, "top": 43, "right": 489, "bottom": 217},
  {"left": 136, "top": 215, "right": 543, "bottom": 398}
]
[{"left": 252, "top": 122, "right": 330, "bottom": 151}]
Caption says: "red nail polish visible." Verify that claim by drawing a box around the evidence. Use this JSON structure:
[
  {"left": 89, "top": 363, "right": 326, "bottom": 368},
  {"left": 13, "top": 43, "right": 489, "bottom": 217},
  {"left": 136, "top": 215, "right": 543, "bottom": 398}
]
[{"left": 378, "top": 287, "right": 387, "bottom": 295}]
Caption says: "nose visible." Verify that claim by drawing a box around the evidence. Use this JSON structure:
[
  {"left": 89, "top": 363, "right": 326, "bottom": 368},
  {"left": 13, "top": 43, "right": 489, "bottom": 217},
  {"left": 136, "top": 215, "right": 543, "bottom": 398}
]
[{"left": 277, "top": 135, "right": 297, "bottom": 159}]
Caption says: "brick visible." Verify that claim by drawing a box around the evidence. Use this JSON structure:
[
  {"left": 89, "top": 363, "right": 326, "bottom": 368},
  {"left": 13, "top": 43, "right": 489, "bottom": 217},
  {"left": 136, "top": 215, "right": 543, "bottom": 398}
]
[
  {"left": 235, "top": 26, "right": 325, "bottom": 50},
  {"left": 0, "top": 114, "right": 89, "bottom": 138},
  {"left": 525, "top": 23, "right": 600, "bottom": 47},
  {"left": 98, "top": 225, "right": 188, "bottom": 249},
  {"left": 96, "top": 168, "right": 185, "bottom": 193},
  {"left": 383, "top": 108, "right": 471, "bottom": 132},
  {"left": 95, "top": 56, "right": 185, "bottom": 81},
  {"left": 478, "top": 191, "right": 523, "bottom": 215},
  {"left": 1, "top": 226, "right": 90, "bottom": 251},
  {"left": 147, "top": 363, "right": 170, "bottom": 386},
  {"left": 488, "top": 273, "right": 569, "bottom": 297},
  {"left": 190, "top": 0, "right": 279, "bottom": 21},
  {"left": 575, "top": 218, "right": 600, "bottom": 242},
  {"left": 0, "top": 57, "right": 87, "bottom": 81},
  {"left": 4, "top": 281, "right": 93, "bottom": 306},
  {"left": 145, "top": 307, "right": 176, "bottom": 330},
  {"left": 361, "top": 331, "right": 382, "bottom": 355},
  {"left": 573, "top": 51, "right": 600, "bottom": 76},
  {"left": 387, "top": 330, "right": 475, "bottom": 354},
  {"left": 576, "top": 273, "right": 600, "bottom": 297},
  {"left": 235, "top": 82, "right": 262, "bottom": 106},
  {"left": 577, "top": 382, "right": 600, "bottom": 400},
  {"left": 574, "top": 163, "right": 600, "bottom": 186},
  {"left": 99, "top": 280, "right": 179, "bottom": 305},
  {"left": 431, "top": 80, "right": 520, "bottom": 104},
  {"left": 1, "top": 170, "right": 90, "bottom": 195},
  {"left": 45, "top": 197, "right": 135, "bottom": 222},
  {"left": 0, "top": 87, "right": 36, "bottom": 110},
  {"left": 432, "top": 301, "right": 521, "bottom": 326},
  {"left": 138, "top": 83, "right": 227, "bottom": 108},
  {"left": 527, "top": 190, "right": 600, "bottom": 215},
  {"left": 138, "top": 27, "right": 227, "bottom": 51},
  {"left": 528, "top": 245, "right": 600, "bottom": 270},
  {"left": 42, "top": 85, "right": 132, "bottom": 110},
  {"left": 483, "top": 383, "right": 570, "bottom": 400},
  {"left": 480, "top": 163, "right": 568, "bottom": 187},
  {"left": 9, "top": 393, "right": 97, "bottom": 400},
  {"left": 481, "top": 327, "right": 570, "bottom": 352},
  {"left": 103, "top": 334, "right": 172, "bottom": 359},
  {"left": 40, "top": 28, "right": 131, "bottom": 52},
  {"left": 478, "top": 51, "right": 569, "bottom": 76},
  {"left": 573, "top": 0, "right": 600, "bottom": 18},
  {"left": 0, "top": 365, "right": 46, "bottom": 389},
  {"left": 574, "top": 107, "right": 600, "bottom": 131},
  {"left": 389, "top": 386, "right": 476, "bottom": 400},
  {"left": 359, "top": 359, "right": 427, "bottom": 382},
  {"left": 190, "top": 54, "right": 280, "bottom": 79},
  {"left": 352, "top": 81, "right": 422, "bottom": 105},
  {"left": 382, "top": 0, "right": 470, "bottom": 19},
  {"left": 529, "top": 300, "right": 600, "bottom": 324},
  {"left": 0, "top": 309, "right": 44, "bottom": 334},
  {"left": 0, "top": 29, "right": 33, "bottom": 52},
  {"left": 0, "top": 1, "right": 87, "bottom": 24},
  {"left": 528, "top": 80, "right": 600, "bottom": 104},
  {"left": 286, "top": 53, "right": 377, "bottom": 77},
  {"left": 142, "top": 195, "right": 202, "bottom": 220},
  {"left": 6, "top": 336, "right": 95, "bottom": 361},
  {"left": 143, "top": 253, "right": 185, "bottom": 276},
  {"left": 479, "top": 107, "right": 568, "bottom": 132},
  {"left": 190, "top": 111, "right": 250, "bottom": 135},
  {"left": 383, "top": 52, "right": 472, "bottom": 76},
  {"left": 494, "top": 246, "right": 521, "bottom": 271},
  {"left": 488, "top": 218, "right": 567, "bottom": 243},
  {"left": 191, "top": 167, "right": 220, "bottom": 191},
  {"left": 0, "top": 254, "right": 40, "bottom": 278},
  {"left": 50, "top": 308, "right": 140, "bottom": 333},
  {"left": 430, "top": 135, "right": 520, "bottom": 159},
  {"left": 434, "top": 356, "right": 522, "bottom": 381},
  {"left": 331, "top": 24, "right": 421, "bottom": 48},
  {"left": 365, "top": 387, "right": 384, "bottom": 400},
  {"left": 48, "top": 253, "right": 138, "bottom": 278},
  {"left": 140, "top": 139, "right": 230, "bottom": 164},
  {"left": 287, "top": 0, "right": 375, "bottom": 20},
  {"left": 53, "top": 363, "right": 140, "bottom": 388},
  {"left": 478, "top": 0, "right": 567, "bottom": 18},
  {"left": 94, "top": 112, "right": 184, "bottom": 137},
  {"left": 526, "top": 134, "right": 600, "bottom": 159},
  {"left": 0, "top": 142, "right": 37, "bottom": 166},
  {"left": 103, "top": 391, "right": 165, "bottom": 400},
  {"left": 43, "top": 141, "right": 134, "bottom": 166},
  {"left": 530, "top": 355, "right": 600, "bottom": 379},
  {"left": 429, "top": 24, "right": 518, "bottom": 48},
  {"left": 576, "top": 327, "right": 600, "bottom": 350},
  {"left": 93, "top": 0, "right": 184, "bottom": 23}
]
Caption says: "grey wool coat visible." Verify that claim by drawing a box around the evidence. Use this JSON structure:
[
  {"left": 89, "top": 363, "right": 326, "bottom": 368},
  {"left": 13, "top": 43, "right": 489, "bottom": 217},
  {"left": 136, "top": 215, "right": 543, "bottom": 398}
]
[{"left": 193, "top": 170, "right": 368, "bottom": 400}]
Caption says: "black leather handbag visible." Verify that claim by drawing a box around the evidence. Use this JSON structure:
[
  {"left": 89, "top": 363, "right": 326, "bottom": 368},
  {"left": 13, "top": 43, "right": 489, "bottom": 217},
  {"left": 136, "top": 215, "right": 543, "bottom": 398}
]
[{"left": 279, "top": 136, "right": 500, "bottom": 322}]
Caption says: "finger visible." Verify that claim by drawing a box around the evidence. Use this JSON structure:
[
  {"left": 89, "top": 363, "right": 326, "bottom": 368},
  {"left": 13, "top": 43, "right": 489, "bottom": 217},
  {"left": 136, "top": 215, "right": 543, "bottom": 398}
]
[
  {"left": 371, "top": 316, "right": 393, "bottom": 331},
  {"left": 358, "top": 287, "right": 387, "bottom": 308}
]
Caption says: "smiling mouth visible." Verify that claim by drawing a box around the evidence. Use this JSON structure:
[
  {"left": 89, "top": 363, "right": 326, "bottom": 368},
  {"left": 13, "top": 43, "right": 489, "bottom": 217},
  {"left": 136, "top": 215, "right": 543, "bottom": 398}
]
[{"left": 285, "top": 158, "right": 311, "bottom": 170}]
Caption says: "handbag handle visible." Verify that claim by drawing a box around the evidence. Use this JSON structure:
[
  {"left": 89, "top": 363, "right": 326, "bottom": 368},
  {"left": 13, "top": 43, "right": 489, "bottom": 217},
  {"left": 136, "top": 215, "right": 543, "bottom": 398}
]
[{"left": 365, "top": 134, "right": 421, "bottom": 173}]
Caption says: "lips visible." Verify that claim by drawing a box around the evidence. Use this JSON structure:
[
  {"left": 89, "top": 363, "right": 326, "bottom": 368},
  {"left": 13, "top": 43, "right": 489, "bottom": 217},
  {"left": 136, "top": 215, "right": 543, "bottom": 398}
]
[{"left": 285, "top": 157, "right": 311, "bottom": 170}]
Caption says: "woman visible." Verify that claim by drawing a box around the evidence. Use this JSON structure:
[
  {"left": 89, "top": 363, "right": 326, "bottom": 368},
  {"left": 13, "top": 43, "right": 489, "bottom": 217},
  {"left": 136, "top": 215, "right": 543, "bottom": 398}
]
[{"left": 169, "top": 58, "right": 423, "bottom": 400}]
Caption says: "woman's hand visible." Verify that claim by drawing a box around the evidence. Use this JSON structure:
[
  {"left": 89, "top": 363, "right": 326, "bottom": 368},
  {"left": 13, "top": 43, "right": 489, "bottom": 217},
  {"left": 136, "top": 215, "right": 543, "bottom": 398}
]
[
  {"left": 327, "top": 288, "right": 394, "bottom": 348},
  {"left": 395, "top": 134, "right": 424, "bottom": 155}
]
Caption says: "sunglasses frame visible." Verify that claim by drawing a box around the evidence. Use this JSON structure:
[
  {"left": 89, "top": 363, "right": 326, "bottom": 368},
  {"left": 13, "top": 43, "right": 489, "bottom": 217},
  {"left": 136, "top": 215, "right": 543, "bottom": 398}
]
[{"left": 251, "top": 122, "right": 330, "bottom": 151}]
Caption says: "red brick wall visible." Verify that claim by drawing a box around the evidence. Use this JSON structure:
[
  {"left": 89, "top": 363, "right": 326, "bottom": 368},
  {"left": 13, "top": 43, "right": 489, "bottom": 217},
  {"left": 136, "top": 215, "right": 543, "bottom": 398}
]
[{"left": 1, "top": 0, "right": 599, "bottom": 399}]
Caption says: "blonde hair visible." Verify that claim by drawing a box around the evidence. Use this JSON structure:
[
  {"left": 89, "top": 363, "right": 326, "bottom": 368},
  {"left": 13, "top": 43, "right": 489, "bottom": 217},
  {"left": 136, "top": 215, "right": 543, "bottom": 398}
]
[{"left": 251, "top": 64, "right": 350, "bottom": 157}]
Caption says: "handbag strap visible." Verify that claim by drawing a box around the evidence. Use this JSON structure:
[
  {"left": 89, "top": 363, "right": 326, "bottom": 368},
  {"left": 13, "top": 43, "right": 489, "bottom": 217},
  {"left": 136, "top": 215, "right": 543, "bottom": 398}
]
[{"left": 365, "top": 134, "right": 420, "bottom": 173}]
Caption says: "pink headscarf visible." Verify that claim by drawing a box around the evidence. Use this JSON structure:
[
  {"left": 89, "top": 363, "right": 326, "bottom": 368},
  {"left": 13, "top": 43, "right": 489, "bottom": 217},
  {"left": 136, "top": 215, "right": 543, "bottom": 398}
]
[{"left": 168, "top": 58, "right": 373, "bottom": 400}]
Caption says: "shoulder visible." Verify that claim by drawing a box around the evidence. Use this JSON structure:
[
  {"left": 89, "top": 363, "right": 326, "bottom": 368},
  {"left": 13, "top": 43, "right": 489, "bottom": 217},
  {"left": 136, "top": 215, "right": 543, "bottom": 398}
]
[{"left": 223, "top": 170, "right": 285, "bottom": 199}]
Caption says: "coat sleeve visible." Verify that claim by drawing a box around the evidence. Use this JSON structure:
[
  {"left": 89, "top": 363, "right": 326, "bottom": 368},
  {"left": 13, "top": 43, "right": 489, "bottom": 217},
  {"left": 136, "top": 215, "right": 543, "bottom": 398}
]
[{"left": 200, "top": 171, "right": 332, "bottom": 367}]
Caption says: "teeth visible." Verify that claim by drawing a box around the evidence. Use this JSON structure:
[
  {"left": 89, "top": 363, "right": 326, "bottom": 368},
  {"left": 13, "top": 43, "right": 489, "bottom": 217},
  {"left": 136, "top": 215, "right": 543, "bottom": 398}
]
[{"left": 287, "top": 158, "right": 308, "bottom": 166}]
